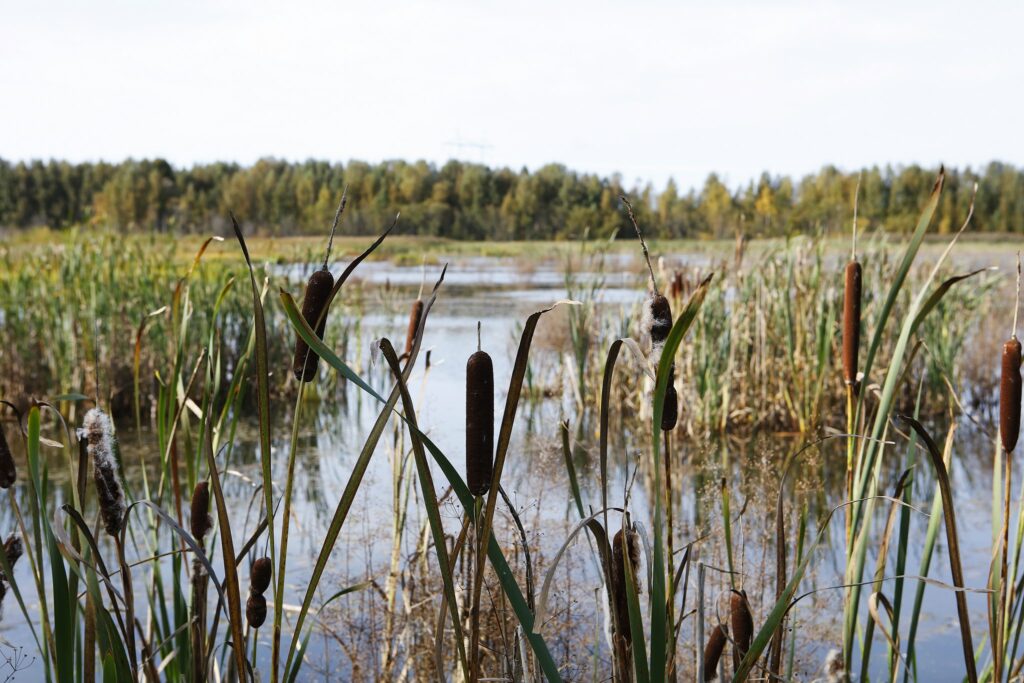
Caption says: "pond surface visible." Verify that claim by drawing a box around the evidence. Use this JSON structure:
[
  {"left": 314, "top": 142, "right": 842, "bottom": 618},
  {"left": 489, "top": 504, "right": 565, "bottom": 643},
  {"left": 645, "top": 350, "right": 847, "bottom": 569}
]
[{"left": 0, "top": 245, "right": 1014, "bottom": 681}]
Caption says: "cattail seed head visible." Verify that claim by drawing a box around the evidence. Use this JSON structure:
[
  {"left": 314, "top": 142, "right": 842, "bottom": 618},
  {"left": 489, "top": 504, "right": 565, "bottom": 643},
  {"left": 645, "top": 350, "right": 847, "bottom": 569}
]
[
  {"left": 703, "top": 624, "right": 728, "bottom": 681},
  {"left": 661, "top": 366, "right": 678, "bottom": 432},
  {"left": 292, "top": 267, "right": 335, "bottom": 382},
  {"left": 466, "top": 350, "right": 494, "bottom": 496},
  {"left": 645, "top": 294, "right": 673, "bottom": 348},
  {"left": 250, "top": 557, "right": 272, "bottom": 595},
  {"left": 0, "top": 422, "right": 14, "bottom": 489},
  {"left": 82, "top": 409, "right": 125, "bottom": 538},
  {"left": 1, "top": 534, "right": 23, "bottom": 578},
  {"left": 611, "top": 527, "right": 641, "bottom": 644},
  {"left": 405, "top": 299, "right": 424, "bottom": 357},
  {"left": 1002, "top": 337, "right": 1022, "bottom": 453},
  {"left": 842, "top": 260, "right": 862, "bottom": 386},
  {"left": 730, "top": 590, "right": 754, "bottom": 662},
  {"left": 190, "top": 482, "right": 212, "bottom": 540},
  {"left": 246, "top": 593, "right": 267, "bottom": 628}
]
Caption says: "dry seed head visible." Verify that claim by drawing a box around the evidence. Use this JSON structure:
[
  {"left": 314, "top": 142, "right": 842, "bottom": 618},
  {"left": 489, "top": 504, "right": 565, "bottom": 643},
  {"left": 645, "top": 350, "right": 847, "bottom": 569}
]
[
  {"left": 644, "top": 294, "right": 673, "bottom": 349},
  {"left": 466, "top": 349, "right": 494, "bottom": 496},
  {"left": 1, "top": 534, "right": 23, "bottom": 578},
  {"left": 730, "top": 589, "right": 754, "bottom": 662},
  {"left": 190, "top": 482, "right": 212, "bottom": 540},
  {"left": 0, "top": 422, "right": 14, "bottom": 489},
  {"left": 246, "top": 592, "right": 267, "bottom": 628},
  {"left": 250, "top": 557, "right": 272, "bottom": 595},
  {"left": 292, "top": 267, "right": 335, "bottom": 382},
  {"left": 405, "top": 299, "right": 424, "bottom": 356},
  {"left": 610, "top": 527, "right": 641, "bottom": 644},
  {"left": 842, "top": 260, "right": 862, "bottom": 386},
  {"left": 1001, "top": 337, "right": 1022, "bottom": 453},
  {"left": 703, "top": 624, "right": 728, "bottom": 681},
  {"left": 83, "top": 409, "right": 125, "bottom": 538}
]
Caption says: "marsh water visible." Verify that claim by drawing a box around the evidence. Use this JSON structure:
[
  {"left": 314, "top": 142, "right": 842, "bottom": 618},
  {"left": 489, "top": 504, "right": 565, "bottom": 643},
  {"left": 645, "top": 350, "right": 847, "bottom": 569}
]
[{"left": 0, "top": 244, "right": 1015, "bottom": 681}]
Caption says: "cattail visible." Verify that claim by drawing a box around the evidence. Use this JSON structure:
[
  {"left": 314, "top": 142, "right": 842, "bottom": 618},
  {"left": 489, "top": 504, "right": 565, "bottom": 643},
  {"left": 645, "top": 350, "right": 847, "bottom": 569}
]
[
  {"left": 292, "top": 267, "right": 335, "bottom": 382},
  {"left": 1002, "top": 337, "right": 1022, "bottom": 453},
  {"left": 730, "top": 590, "right": 754, "bottom": 669},
  {"left": 1, "top": 534, "right": 23, "bottom": 578},
  {"left": 190, "top": 482, "right": 212, "bottom": 540},
  {"left": 246, "top": 593, "right": 267, "bottom": 628},
  {"left": 466, "top": 349, "right": 494, "bottom": 496},
  {"left": 842, "top": 260, "right": 862, "bottom": 386},
  {"left": 662, "top": 366, "right": 678, "bottom": 432},
  {"left": 82, "top": 409, "right": 125, "bottom": 537},
  {"left": 0, "top": 421, "right": 14, "bottom": 489},
  {"left": 405, "top": 299, "right": 424, "bottom": 357},
  {"left": 611, "top": 527, "right": 641, "bottom": 645},
  {"left": 703, "top": 624, "right": 728, "bottom": 681},
  {"left": 251, "top": 557, "right": 272, "bottom": 595},
  {"left": 646, "top": 294, "right": 673, "bottom": 348}
]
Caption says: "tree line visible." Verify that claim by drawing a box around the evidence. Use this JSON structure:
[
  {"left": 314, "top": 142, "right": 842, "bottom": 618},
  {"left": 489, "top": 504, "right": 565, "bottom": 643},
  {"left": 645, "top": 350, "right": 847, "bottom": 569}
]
[{"left": 0, "top": 157, "right": 1021, "bottom": 239}]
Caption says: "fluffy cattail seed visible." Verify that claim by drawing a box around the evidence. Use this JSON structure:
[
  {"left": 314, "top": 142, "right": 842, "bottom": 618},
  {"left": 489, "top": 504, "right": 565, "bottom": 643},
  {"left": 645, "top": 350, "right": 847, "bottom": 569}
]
[
  {"left": 292, "top": 267, "right": 335, "bottom": 382},
  {"left": 842, "top": 260, "right": 862, "bottom": 386},
  {"left": 405, "top": 299, "right": 424, "bottom": 357},
  {"left": 246, "top": 593, "right": 267, "bottom": 628},
  {"left": 0, "top": 422, "right": 14, "bottom": 489},
  {"left": 1002, "top": 337, "right": 1022, "bottom": 453},
  {"left": 662, "top": 366, "right": 678, "bottom": 432},
  {"left": 190, "top": 482, "right": 212, "bottom": 540},
  {"left": 730, "top": 590, "right": 754, "bottom": 668},
  {"left": 250, "top": 557, "right": 272, "bottom": 595},
  {"left": 703, "top": 624, "right": 728, "bottom": 681},
  {"left": 82, "top": 409, "right": 125, "bottom": 537},
  {"left": 611, "top": 527, "right": 641, "bottom": 645},
  {"left": 466, "top": 349, "right": 494, "bottom": 496},
  {"left": 647, "top": 294, "right": 673, "bottom": 347}
]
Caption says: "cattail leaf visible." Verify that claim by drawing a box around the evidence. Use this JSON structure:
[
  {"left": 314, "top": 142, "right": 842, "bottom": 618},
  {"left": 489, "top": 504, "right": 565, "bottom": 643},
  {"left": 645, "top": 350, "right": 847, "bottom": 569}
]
[
  {"left": 379, "top": 339, "right": 470, "bottom": 679},
  {"left": 908, "top": 267, "right": 993, "bottom": 340},
  {"left": 899, "top": 415, "right": 977, "bottom": 683},
  {"left": 201, "top": 415, "right": 249, "bottom": 681},
  {"left": 559, "top": 420, "right": 586, "bottom": 521},
  {"left": 650, "top": 273, "right": 714, "bottom": 680},
  {"left": 533, "top": 506, "right": 624, "bottom": 633}
]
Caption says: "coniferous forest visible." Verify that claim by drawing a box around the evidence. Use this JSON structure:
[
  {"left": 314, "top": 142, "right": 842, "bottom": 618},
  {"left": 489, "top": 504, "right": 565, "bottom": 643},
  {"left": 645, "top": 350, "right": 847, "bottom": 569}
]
[{"left": 1, "top": 157, "right": 1022, "bottom": 238}]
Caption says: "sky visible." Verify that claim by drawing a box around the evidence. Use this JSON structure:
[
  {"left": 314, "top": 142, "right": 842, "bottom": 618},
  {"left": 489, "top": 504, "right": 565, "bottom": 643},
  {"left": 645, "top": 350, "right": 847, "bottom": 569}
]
[{"left": 1, "top": 0, "right": 1022, "bottom": 191}]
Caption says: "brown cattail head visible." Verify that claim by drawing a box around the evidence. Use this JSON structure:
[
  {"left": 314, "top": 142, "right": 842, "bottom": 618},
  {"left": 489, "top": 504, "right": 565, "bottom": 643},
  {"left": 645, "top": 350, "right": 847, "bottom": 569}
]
[
  {"left": 730, "top": 590, "right": 754, "bottom": 663},
  {"left": 246, "top": 593, "right": 267, "bottom": 628},
  {"left": 703, "top": 624, "right": 728, "bottom": 681},
  {"left": 646, "top": 294, "right": 673, "bottom": 348},
  {"left": 190, "top": 482, "right": 212, "bottom": 540},
  {"left": 842, "top": 260, "right": 862, "bottom": 386},
  {"left": 405, "top": 299, "right": 424, "bottom": 356},
  {"left": 661, "top": 365, "right": 678, "bottom": 432},
  {"left": 82, "top": 409, "right": 125, "bottom": 538},
  {"left": 466, "top": 350, "right": 494, "bottom": 496},
  {"left": 250, "top": 557, "right": 272, "bottom": 595},
  {"left": 1, "top": 534, "right": 23, "bottom": 577},
  {"left": 611, "top": 526, "right": 641, "bottom": 644},
  {"left": 292, "top": 267, "right": 335, "bottom": 382},
  {"left": 0, "top": 422, "right": 14, "bottom": 489},
  {"left": 1002, "top": 337, "right": 1022, "bottom": 453}
]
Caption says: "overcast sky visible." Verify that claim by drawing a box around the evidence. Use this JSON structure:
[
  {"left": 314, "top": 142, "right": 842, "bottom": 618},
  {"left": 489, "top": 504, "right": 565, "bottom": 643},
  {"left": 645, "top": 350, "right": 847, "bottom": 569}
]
[{"left": 2, "top": 0, "right": 1021, "bottom": 190}]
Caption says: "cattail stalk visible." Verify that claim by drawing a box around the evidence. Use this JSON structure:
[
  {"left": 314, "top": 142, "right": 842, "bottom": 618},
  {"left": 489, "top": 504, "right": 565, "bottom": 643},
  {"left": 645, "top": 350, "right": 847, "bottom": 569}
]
[{"left": 466, "top": 348, "right": 494, "bottom": 496}]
